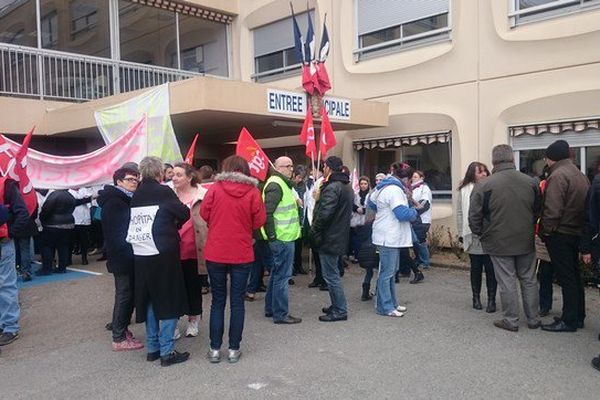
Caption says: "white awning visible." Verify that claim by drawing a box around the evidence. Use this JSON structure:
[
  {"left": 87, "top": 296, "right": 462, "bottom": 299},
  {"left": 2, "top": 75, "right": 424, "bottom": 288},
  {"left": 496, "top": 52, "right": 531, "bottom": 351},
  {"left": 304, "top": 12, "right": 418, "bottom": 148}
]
[
  {"left": 509, "top": 118, "right": 600, "bottom": 137},
  {"left": 353, "top": 131, "right": 450, "bottom": 150}
]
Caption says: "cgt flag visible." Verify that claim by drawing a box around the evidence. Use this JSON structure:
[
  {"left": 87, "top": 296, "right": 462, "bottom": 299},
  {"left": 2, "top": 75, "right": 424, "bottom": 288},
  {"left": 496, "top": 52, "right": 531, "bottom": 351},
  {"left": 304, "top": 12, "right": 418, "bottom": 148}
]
[
  {"left": 299, "top": 107, "right": 317, "bottom": 158},
  {"left": 318, "top": 106, "right": 336, "bottom": 158},
  {"left": 0, "top": 126, "right": 38, "bottom": 215},
  {"left": 236, "top": 127, "right": 270, "bottom": 181},
  {"left": 184, "top": 133, "right": 199, "bottom": 165}
]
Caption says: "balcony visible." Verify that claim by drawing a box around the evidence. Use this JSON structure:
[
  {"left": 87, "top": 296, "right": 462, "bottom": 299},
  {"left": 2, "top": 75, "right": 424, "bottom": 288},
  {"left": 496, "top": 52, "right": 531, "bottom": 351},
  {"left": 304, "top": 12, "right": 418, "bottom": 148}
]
[{"left": 0, "top": 42, "right": 201, "bottom": 102}]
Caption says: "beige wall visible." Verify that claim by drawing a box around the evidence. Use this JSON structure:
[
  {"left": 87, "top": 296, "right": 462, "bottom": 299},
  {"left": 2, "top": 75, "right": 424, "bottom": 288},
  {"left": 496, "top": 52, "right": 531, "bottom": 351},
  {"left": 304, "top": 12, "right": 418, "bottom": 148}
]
[{"left": 232, "top": 0, "right": 600, "bottom": 227}]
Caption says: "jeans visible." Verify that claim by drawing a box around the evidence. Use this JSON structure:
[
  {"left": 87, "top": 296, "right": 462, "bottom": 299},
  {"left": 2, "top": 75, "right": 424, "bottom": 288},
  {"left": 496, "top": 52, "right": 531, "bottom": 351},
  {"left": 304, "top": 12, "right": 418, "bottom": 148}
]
[
  {"left": 377, "top": 246, "right": 400, "bottom": 315},
  {"left": 145, "top": 303, "right": 178, "bottom": 357},
  {"left": 0, "top": 240, "right": 19, "bottom": 333},
  {"left": 413, "top": 242, "right": 430, "bottom": 268},
  {"left": 112, "top": 271, "right": 135, "bottom": 342},
  {"left": 248, "top": 240, "right": 270, "bottom": 294},
  {"left": 537, "top": 260, "right": 553, "bottom": 312},
  {"left": 15, "top": 237, "right": 33, "bottom": 275},
  {"left": 207, "top": 262, "right": 251, "bottom": 350},
  {"left": 320, "top": 252, "right": 348, "bottom": 315},
  {"left": 265, "top": 240, "right": 294, "bottom": 321},
  {"left": 544, "top": 233, "right": 585, "bottom": 326},
  {"left": 41, "top": 227, "right": 72, "bottom": 272}
]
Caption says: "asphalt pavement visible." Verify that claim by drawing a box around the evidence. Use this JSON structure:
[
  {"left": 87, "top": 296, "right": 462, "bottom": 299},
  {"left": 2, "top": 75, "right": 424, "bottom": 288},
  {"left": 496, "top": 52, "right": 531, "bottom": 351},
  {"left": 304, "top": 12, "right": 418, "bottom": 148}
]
[{"left": 1, "top": 261, "right": 600, "bottom": 400}]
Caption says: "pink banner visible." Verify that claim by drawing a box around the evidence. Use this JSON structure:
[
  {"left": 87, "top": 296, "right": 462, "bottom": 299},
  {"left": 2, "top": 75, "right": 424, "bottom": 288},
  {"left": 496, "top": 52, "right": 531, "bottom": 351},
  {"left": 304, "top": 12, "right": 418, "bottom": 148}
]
[{"left": 0, "top": 117, "right": 147, "bottom": 189}]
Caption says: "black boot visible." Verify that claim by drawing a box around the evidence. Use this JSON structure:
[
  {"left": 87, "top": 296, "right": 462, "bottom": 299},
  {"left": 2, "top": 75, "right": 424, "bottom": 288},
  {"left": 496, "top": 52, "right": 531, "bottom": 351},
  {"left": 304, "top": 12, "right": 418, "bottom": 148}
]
[
  {"left": 472, "top": 295, "right": 483, "bottom": 310},
  {"left": 361, "top": 283, "right": 372, "bottom": 301},
  {"left": 409, "top": 271, "right": 424, "bottom": 284},
  {"left": 486, "top": 289, "right": 496, "bottom": 313}
]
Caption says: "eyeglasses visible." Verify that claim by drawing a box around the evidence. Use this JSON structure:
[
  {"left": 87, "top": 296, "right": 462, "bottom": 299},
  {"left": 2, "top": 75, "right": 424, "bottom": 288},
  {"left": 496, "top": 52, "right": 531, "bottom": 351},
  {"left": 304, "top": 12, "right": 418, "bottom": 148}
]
[
  {"left": 122, "top": 177, "right": 139, "bottom": 183},
  {"left": 279, "top": 164, "right": 294, "bottom": 169}
]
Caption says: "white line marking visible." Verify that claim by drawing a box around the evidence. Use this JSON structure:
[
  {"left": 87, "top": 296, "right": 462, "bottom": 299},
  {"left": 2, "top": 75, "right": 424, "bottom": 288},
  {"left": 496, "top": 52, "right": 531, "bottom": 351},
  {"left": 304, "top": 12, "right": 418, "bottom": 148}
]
[{"left": 66, "top": 268, "right": 103, "bottom": 276}]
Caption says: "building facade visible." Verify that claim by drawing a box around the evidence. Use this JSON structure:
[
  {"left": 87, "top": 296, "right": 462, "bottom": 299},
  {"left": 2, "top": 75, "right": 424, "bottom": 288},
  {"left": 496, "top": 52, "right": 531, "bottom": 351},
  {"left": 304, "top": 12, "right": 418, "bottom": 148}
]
[{"left": 2, "top": 0, "right": 600, "bottom": 229}]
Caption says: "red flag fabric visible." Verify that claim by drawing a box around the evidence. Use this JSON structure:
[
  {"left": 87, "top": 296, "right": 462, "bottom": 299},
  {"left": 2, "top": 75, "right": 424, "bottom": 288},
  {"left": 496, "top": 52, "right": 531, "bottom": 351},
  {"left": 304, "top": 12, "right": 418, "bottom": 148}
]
[
  {"left": 235, "top": 127, "right": 270, "bottom": 181},
  {"left": 184, "top": 133, "right": 199, "bottom": 165},
  {"left": 300, "top": 108, "right": 317, "bottom": 158},
  {"left": 0, "top": 126, "right": 38, "bottom": 215},
  {"left": 302, "top": 65, "right": 316, "bottom": 96},
  {"left": 319, "top": 106, "right": 336, "bottom": 158},
  {"left": 316, "top": 63, "right": 331, "bottom": 95}
]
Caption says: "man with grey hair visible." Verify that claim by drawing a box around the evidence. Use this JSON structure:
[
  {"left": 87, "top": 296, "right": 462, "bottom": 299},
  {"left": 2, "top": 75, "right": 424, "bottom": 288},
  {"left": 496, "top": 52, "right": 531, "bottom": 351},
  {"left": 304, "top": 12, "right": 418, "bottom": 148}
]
[
  {"left": 261, "top": 156, "right": 302, "bottom": 324},
  {"left": 469, "top": 144, "right": 542, "bottom": 332}
]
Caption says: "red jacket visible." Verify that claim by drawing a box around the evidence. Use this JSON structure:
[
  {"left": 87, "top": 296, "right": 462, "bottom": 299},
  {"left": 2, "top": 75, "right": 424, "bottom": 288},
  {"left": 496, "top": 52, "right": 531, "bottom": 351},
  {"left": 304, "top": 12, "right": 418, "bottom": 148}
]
[{"left": 200, "top": 172, "right": 266, "bottom": 264}]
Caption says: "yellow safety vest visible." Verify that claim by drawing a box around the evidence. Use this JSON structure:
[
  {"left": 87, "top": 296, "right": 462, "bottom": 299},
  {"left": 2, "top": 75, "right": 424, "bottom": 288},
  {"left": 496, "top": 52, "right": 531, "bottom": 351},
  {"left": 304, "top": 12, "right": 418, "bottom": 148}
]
[{"left": 261, "top": 175, "right": 301, "bottom": 242}]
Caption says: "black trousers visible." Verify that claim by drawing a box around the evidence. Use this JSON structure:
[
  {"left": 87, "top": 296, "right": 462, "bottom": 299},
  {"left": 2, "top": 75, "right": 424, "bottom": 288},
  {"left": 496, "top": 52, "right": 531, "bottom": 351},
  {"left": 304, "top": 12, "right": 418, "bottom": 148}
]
[
  {"left": 537, "top": 260, "right": 554, "bottom": 312},
  {"left": 181, "top": 259, "right": 203, "bottom": 316},
  {"left": 311, "top": 249, "right": 325, "bottom": 285},
  {"left": 112, "top": 271, "right": 135, "bottom": 342},
  {"left": 293, "top": 238, "right": 303, "bottom": 272},
  {"left": 545, "top": 233, "right": 585, "bottom": 326},
  {"left": 469, "top": 254, "right": 497, "bottom": 298},
  {"left": 72, "top": 225, "right": 90, "bottom": 263},
  {"left": 41, "top": 227, "right": 72, "bottom": 272}
]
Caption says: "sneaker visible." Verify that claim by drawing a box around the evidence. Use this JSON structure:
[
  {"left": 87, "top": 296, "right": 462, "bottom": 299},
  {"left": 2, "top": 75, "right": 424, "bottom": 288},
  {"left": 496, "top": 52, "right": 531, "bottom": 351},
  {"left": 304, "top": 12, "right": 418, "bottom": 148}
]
[
  {"left": 228, "top": 349, "right": 242, "bottom": 363},
  {"left": 185, "top": 320, "right": 199, "bottom": 337},
  {"left": 0, "top": 332, "right": 18, "bottom": 346},
  {"left": 386, "top": 310, "right": 404, "bottom": 318},
  {"left": 207, "top": 348, "right": 221, "bottom": 363},
  {"left": 396, "top": 305, "right": 407, "bottom": 312},
  {"left": 160, "top": 350, "right": 190, "bottom": 367},
  {"left": 173, "top": 327, "right": 181, "bottom": 340},
  {"left": 409, "top": 271, "right": 424, "bottom": 284},
  {"left": 125, "top": 330, "right": 142, "bottom": 344},
  {"left": 112, "top": 339, "right": 144, "bottom": 351},
  {"left": 147, "top": 351, "right": 160, "bottom": 362}
]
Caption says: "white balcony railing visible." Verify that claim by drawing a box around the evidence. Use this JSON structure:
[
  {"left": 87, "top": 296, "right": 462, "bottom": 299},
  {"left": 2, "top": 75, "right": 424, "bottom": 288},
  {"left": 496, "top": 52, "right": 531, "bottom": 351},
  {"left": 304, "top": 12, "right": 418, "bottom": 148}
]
[{"left": 0, "top": 43, "right": 201, "bottom": 102}]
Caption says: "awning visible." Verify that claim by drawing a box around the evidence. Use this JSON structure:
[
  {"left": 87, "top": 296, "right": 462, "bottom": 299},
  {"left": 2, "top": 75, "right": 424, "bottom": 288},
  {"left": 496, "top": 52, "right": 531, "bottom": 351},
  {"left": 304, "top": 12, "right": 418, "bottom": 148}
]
[
  {"left": 509, "top": 118, "right": 600, "bottom": 137},
  {"left": 353, "top": 131, "right": 450, "bottom": 150}
]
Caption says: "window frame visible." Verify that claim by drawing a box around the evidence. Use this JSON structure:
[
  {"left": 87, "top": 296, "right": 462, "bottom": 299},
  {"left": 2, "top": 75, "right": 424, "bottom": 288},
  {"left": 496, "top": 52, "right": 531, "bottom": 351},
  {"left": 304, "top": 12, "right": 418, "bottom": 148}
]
[
  {"left": 353, "top": 0, "right": 452, "bottom": 61},
  {"left": 509, "top": 0, "right": 600, "bottom": 27}
]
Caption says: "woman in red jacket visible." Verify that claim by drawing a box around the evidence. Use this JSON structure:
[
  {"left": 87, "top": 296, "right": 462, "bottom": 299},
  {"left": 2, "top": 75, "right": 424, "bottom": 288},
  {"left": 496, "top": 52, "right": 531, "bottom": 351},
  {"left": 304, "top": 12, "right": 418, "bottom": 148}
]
[{"left": 200, "top": 155, "right": 266, "bottom": 364}]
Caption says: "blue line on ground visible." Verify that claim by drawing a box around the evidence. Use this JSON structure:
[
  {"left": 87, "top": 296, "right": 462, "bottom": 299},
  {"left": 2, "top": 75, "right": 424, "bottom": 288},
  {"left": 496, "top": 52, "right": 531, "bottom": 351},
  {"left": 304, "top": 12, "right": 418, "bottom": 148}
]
[{"left": 18, "top": 269, "right": 97, "bottom": 289}]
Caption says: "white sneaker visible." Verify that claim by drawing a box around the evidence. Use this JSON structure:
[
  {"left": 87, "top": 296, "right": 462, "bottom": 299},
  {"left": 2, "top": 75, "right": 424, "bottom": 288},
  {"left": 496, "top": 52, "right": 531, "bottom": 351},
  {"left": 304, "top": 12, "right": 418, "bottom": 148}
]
[
  {"left": 185, "top": 320, "right": 199, "bottom": 337},
  {"left": 396, "top": 305, "right": 407, "bottom": 312},
  {"left": 173, "top": 327, "right": 181, "bottom": 340},
  {"left": 386, "top": 310, "right": 404, "bottom": 317}
]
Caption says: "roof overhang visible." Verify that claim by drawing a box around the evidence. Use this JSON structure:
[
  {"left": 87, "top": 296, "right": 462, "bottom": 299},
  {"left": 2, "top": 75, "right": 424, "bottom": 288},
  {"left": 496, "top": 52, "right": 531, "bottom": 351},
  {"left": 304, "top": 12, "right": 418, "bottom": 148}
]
[{"left": 2, "top": 76, "right": 389, "bottom": 144}]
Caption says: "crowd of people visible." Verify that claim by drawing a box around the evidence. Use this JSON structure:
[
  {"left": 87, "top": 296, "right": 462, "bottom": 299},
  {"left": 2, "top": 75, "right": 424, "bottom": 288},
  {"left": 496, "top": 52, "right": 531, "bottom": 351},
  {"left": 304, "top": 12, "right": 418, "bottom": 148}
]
[{"left": 0, "top": 139, "right": 599, "bottom": 372}]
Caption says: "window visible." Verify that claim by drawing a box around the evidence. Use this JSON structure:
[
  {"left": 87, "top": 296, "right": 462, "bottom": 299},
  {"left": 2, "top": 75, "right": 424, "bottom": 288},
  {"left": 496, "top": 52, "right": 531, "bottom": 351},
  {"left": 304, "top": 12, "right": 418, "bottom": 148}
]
[
  {"left": 70, "top": 0, "right": 99, "bottom": 39},
  {"left": 40, "top": 0, "right": 109, "bottom": 57},
  {"left": 511, "top": 119, "right": 600, "bottom": 181},
  {"left": 0, "top": 0, "right": 37, "bottom": 47},
  {"left": 355, "top": 0, "right": 450, "bottom": 60},
  {"left": 511, "top": 0, "right": 600, "bottom": 26},
  {"left": 252, "top": 10, "right": 314, "bottom": 81},
  {"left": 355, "top": 132, "right": 452, "bottom": 199},
  {"left": 177, "top": 14, "right": 228, "bottom": 76},
  {"left": 41, "top": 11, "right": 58, "bottom": 48}
]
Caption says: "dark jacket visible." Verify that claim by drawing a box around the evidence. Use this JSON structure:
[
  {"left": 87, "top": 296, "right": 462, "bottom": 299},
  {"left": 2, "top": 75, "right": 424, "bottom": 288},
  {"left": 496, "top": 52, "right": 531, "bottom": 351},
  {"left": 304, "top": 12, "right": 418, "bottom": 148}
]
[
  {"left": 3, "top": 180, "right": 30, "bottom": 239},
  {"left": 469, "top": 162, "right": 540, "bottom": 256},
  {"left": 97, "top": 185, "right": 134, "bottom": 275},
  {"left": 580, "top": 175, "right": 600, "bottom": 254},
  {"left": 40, "top": 189, "right": 76, "bottom": 227},
  {"left": 310, "top": 171, "right": 354, "bottom": 255},
  {"left": 263, "top": 170, "right": 293, "bottom": 241},
  {"left": 130, "top": 179, "right": 190, "bottom": 322},
  {"left": 540, "top": 159, "right": 589, "bottom": 237}
]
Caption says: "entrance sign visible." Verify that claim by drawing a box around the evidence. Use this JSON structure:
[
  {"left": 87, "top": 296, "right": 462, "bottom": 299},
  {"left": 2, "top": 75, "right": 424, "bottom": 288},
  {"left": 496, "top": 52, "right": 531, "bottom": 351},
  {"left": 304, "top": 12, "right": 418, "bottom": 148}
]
[
  {"left": 323, "top": 96, "right": 351, "bottom": 120},
  {"left": 267, "top": 89, "right": 307, "bottom": 116},
  {"left": 267, "top": 89, "right": 351, "bottom": 120}
]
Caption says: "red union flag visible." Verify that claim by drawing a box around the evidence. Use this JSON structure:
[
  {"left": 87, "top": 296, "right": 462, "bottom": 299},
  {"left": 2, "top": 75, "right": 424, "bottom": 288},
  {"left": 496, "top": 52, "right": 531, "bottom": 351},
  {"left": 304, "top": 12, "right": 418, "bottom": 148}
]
[
  {"left": 299, "top": 107, "right": 317, "bottom": 158},
  {"left": 0, "top": 126, "right": 38, "bottom": 215},
  {"left": 184, "top": 133, "right": 199, "bottom": 165},
  {"left": 235, "top": 127, "right": 269, "bottom": 181},
  {"left": 318, "top": 106, "right": 336, "bottom": 158}
]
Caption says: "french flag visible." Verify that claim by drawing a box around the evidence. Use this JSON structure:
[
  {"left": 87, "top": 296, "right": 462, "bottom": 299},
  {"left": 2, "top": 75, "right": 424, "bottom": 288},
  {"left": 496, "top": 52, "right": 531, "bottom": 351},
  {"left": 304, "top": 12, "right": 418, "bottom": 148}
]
[
  {"left": 302, "top": 11, "right": 321, "bottom": 95},
  {"left": 316, "top": 15, "right": 331, "bottom": 95}
]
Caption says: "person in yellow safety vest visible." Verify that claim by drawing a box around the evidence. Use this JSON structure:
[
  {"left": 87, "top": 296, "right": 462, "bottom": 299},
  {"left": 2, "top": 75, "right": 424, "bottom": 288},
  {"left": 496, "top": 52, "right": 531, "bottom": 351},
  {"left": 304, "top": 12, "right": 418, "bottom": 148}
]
[{"left": 261, "top": 156, "right": 302, "bottom": 325}]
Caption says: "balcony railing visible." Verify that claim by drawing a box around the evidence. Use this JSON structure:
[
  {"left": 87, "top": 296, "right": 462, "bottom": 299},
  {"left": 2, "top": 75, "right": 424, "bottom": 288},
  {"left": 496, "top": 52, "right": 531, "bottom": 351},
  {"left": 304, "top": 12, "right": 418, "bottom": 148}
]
[{"left": 0, "top": 43, "right": 201, "bottom": 102}]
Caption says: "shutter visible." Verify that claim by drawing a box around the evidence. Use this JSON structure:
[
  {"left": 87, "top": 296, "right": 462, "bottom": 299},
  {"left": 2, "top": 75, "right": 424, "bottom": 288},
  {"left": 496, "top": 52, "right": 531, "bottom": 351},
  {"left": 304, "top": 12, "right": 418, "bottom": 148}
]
[
  {"left": 357, "top": 0, "right": 449, "bottom": 36},
  {"left": 253, "top": 10, "right": 315, "bottom": 58},
  {"left": 513, "top": 129, "right": 600, "bottom": 150}
]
